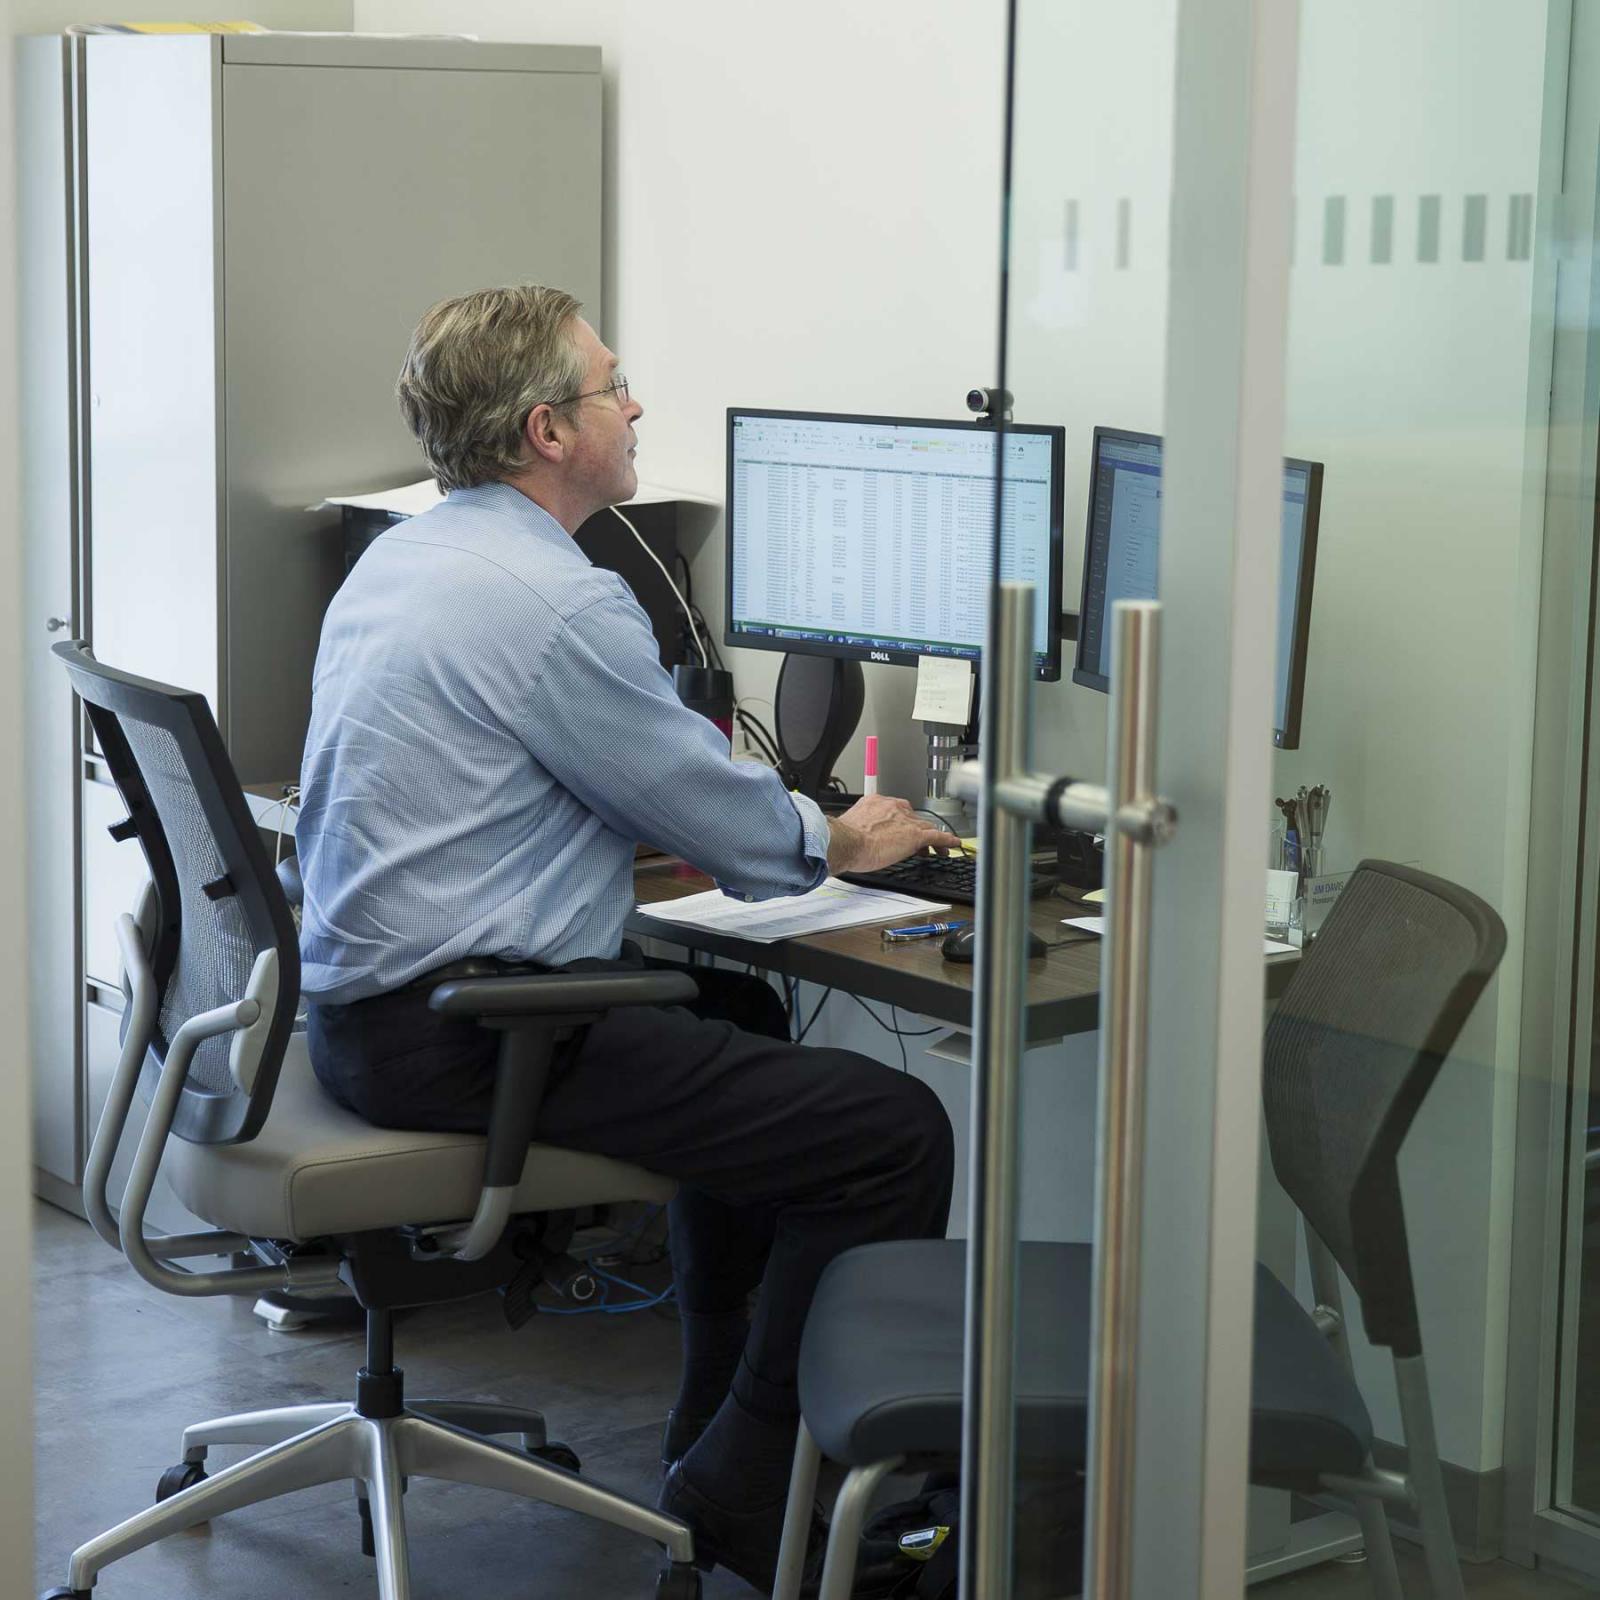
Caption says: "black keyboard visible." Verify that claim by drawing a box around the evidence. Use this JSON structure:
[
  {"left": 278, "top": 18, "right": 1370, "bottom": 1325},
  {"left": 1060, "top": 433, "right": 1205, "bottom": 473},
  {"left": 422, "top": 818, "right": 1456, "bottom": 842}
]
[{"left": 840, "top": 854, "right": 1057, "bottom": 906}]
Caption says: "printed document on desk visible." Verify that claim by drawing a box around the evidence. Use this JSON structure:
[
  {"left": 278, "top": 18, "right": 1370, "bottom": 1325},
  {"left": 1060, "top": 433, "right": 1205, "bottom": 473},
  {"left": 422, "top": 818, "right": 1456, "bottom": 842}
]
[{"left": 638, "top": 879, "right": 947, "bottom": 944}]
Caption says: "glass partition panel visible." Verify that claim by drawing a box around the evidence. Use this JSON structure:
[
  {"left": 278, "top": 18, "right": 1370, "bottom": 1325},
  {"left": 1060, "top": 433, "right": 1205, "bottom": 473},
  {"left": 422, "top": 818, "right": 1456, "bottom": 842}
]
[
  {"left": 1545, "top": 4, "right": 1600, "bottom": 1569},
  {"left": 1278, "top": 4, "right": 1583, "bottom": 1596},
  {"left": 991, "top": 1, "right": 1592, "bottom": 1596},
  {"left": 1005, "top": 0, "right": 1174, "bottom": 793},
  {"left": 990, "top": 2, "right": 1186, "bottom": 1590},
  {"left": 996, "top": 1, "right": 1315, "bottom": 1593}
]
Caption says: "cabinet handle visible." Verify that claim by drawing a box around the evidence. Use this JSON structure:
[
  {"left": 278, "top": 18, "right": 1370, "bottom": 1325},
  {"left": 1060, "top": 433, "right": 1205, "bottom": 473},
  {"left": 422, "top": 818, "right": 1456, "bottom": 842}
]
[{"left": 45, "top": 615, "right": 71, "bottom": 633}]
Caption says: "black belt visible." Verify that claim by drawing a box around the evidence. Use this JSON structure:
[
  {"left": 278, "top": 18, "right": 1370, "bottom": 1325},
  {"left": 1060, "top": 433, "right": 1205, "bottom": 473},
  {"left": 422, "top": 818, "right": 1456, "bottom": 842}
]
[{"left": 399, "top": 957, "right": 552, "bottom": 996}]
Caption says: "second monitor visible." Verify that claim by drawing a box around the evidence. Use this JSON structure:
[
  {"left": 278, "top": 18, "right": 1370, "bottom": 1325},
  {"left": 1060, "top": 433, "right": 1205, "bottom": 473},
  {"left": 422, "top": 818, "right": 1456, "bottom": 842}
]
[
  {"left": 725, "top": 408, "right": 1066, "bottom": 682},
  {"left": 1074, "top": 426, "right": 1323, "bottom": 749}
]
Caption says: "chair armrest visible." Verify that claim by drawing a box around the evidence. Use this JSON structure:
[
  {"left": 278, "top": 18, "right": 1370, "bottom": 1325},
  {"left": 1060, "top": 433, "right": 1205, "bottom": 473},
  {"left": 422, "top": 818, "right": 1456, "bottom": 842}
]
[
  {"left": 423, "top": 967, "right": 698, "bottom": 1261},
  {"left": 276, "top": 855, "right": 303, "bottom": 908},
  {"left": 428, "top": 969, "right": 698, "bottom": 1020}
]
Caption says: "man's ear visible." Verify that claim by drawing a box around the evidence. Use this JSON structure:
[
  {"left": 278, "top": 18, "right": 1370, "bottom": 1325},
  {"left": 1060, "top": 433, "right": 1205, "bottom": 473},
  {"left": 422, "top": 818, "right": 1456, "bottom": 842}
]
[{"left": 523, "top": 402, "right": 567, "bottom": 467}]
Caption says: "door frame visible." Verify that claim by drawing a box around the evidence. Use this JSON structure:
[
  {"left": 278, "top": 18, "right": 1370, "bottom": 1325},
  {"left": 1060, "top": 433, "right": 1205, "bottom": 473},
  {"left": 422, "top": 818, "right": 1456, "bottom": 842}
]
[
  {"left": 1504, "top": 0, "right": 1600, "bottom": 1577},
  {"left": 1125, "top": 3, "right": 1302, "bottom": 1590}
]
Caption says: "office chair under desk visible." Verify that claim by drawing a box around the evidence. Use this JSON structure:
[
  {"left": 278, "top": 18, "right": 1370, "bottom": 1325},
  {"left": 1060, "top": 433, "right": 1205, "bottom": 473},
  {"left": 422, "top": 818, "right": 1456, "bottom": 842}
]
[
  {"left": 42, "top": 642, "right": 704, "bottom": 1600},
  {"left": 772, "top": 861, "right": 1505, "bottom": 1600}
]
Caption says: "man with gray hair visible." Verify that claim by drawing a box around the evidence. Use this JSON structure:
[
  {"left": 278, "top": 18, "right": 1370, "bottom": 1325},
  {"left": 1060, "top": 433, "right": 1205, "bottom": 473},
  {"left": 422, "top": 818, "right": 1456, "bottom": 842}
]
[{"left": 296, "top": 285, "right": 957, "bottom": 1593}]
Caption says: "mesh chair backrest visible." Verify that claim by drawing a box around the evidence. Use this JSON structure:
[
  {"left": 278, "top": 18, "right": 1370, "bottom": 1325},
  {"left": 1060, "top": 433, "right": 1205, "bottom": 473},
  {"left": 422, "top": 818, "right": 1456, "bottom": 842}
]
[
  {"left": 56, "top": 642, "right": 299, "bottom": 1144},
  {"left": 1262, "top": 860, "right": 1505, "bottom": 1356}
]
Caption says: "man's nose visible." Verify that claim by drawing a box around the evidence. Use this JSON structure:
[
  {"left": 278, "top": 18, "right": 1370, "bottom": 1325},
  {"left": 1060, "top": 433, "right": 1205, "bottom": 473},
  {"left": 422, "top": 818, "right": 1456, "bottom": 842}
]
[{"left": 626, "top": 396, "right": 643, "bottom": 423}]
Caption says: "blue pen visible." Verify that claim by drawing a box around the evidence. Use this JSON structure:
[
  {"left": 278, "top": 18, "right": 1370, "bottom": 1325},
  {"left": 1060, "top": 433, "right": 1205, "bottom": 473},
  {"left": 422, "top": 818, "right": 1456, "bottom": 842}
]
[{"left": 882, "top": 919, "right": 969, "bottom": 943}]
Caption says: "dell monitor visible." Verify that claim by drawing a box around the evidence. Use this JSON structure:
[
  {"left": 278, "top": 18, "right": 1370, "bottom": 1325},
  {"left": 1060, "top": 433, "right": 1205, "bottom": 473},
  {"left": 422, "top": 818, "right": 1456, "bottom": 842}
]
[
  {"left": 1074, "top": 427, "right": 1323, "bottom": 749},
  {"left": 725, "top": 408, "right": 1066, "bottom": 682}
]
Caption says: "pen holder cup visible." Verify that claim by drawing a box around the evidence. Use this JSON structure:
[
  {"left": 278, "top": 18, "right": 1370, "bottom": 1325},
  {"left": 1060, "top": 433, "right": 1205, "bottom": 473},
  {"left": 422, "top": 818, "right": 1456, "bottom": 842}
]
[
  {"left": 1267, "top": 827, "right": 1346, "bottom": 945},
  {"left": 1265, "top": 827, "right": 1297, "bottom": 941}
]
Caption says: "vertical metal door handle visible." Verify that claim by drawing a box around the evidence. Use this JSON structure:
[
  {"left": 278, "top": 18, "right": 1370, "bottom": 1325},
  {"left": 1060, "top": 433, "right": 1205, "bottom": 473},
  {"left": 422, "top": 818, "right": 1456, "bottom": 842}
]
[
  {"left": 1084, "top": 598, "right": 1164, "bottom": 1600},
  {"left": 950, "top": 593, "right": 1174, "bottom": 1600},
  {"left": 960, "top": 581, "right": 1037, "bottom": 1600}
]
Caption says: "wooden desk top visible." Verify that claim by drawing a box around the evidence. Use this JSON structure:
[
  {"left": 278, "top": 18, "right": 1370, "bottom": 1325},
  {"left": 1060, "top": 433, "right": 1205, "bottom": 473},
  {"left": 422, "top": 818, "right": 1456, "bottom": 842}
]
[
  {"left": 632, "top": 859, "right": 1104, "bottom": 1043},
  {"left": 630, "top": 860, "right": 1302, "bottom": 1045}
]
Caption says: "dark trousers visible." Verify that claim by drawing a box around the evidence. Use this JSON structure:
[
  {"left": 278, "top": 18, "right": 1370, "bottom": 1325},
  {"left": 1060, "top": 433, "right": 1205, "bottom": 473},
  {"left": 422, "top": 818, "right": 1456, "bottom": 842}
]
[{"left": 307, "top": 954, "right": 955, "bottom": 1412}]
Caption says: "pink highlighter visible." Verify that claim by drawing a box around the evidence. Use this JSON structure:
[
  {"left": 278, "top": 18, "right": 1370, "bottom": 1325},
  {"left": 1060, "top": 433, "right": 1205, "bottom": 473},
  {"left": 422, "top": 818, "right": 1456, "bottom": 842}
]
[{"left": 863, "top": 736, "right": 879, "bottom": 797}]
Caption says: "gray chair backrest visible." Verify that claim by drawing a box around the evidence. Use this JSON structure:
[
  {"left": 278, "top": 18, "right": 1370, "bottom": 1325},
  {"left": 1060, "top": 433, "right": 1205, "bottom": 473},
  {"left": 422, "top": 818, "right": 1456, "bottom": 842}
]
[
  {"left": 1261, "top": 860, "right": 1505, "bottom": 1357},
  {"left": 56, "top": 641, "right": 299, "bottom": 1145}
]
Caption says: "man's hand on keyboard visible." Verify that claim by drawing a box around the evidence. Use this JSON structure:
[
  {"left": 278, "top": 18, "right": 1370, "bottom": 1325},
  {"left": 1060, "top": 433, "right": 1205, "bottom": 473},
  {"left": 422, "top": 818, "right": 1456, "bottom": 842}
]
[{"left": 826, "top": 794, "right": 962, "bottom": 875}]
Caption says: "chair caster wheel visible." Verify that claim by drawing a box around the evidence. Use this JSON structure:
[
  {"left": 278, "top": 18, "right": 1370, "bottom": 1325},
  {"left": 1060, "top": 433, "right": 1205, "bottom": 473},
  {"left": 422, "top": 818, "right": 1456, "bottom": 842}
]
[
  {"left": 354, "top": 1474, "right": 408, "bottom": 1558},
  {"left": 529, "top": 1440, "right": 581, "bottom": 1473},
  {"left": 656, "top": 1562, "right": 702, "bottom": 1600},
  {"left": 155, "top": 1460, "right": 207, "bottom": 1502},
  {"left": 41, "top": 1588, "right": 91, "bottom": 1599}
]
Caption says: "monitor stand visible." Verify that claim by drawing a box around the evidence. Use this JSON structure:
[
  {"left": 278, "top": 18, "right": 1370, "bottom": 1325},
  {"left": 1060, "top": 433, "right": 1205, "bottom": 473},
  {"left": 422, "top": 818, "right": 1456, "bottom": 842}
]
[
  {"left": 775, "top": 654, "right": 865, "bottom": 800},
  {"left": 922, "top": 720, "right": 977, "bottom": 836}
]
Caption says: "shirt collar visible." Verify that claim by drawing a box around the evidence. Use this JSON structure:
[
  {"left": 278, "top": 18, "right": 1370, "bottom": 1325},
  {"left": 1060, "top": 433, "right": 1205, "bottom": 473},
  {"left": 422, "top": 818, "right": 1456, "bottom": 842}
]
[{"left": 446, "top": 481, "right": 588, "bottom": 559}]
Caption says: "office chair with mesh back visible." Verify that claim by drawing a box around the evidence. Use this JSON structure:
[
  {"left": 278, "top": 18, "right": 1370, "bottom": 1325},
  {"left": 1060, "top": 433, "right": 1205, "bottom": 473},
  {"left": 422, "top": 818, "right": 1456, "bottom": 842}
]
[
  {"left": 1255, "top": 859, "right": 1506, "bottom": 1599},
  {"left": 772, "top": 860, "right": 1505, "bottom": 1600},
  {"left": 41, "top": 642, "right": 704, "bottom": 1600}
]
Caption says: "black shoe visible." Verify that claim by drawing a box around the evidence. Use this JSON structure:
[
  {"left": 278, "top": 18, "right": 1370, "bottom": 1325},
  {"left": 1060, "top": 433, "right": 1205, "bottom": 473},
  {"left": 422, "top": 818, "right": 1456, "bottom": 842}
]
[
  {"left": 657, "top": 1459, "right": 827, "bottom": 1597},
  {"left": 660, "top": 1407, "right": 714, "bottom": 1472}
]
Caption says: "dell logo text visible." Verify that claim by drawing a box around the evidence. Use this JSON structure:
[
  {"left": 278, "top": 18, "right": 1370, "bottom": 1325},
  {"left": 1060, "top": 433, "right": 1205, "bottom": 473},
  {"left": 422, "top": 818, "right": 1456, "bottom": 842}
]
[{"left": 870, "top": 650, "right": 891, "bottom": 663}]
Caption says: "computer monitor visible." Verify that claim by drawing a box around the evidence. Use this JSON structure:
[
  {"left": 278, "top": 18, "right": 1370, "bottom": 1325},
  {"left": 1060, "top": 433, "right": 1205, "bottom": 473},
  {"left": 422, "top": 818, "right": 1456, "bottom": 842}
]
[
  {"left": 725, "top": 408, "right": 1065, "bottom": 682},
  {"left": 1074, "top": 427, "right": 1323, "bottom": 749}
]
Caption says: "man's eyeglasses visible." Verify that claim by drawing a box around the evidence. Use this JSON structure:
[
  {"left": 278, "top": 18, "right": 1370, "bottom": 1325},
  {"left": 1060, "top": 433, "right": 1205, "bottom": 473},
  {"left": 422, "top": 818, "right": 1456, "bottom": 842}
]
[{"left": 559, "top": 373, "right": 630, "bottom": 410}]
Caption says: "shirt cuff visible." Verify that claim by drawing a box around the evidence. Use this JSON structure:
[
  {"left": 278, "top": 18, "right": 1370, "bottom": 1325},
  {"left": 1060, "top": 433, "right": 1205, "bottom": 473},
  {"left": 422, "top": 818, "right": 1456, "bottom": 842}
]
[{"left": 788, "top": 790, "right": 832, "bottom": 890}]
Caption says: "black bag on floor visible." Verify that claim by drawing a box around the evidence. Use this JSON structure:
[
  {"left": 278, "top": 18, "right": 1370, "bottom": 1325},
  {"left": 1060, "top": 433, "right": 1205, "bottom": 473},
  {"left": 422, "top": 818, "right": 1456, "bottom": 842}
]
[{"left": 852, "top": 1474, "right": 1085, "bottom": 1598}]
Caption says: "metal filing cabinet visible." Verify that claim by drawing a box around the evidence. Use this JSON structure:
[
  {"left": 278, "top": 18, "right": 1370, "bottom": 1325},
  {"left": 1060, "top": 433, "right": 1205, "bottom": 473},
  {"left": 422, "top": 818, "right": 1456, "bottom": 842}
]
[{"left": 19, "top": 31, "right": 603, "bottom": 1215}]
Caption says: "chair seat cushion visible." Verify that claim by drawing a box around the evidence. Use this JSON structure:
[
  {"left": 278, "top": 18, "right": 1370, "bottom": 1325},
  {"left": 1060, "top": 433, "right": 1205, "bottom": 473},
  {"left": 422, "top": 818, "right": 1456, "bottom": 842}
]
[
  {"left": 165, "top": 1031, "right": 676, "bottom": 1240},
  {"left": 797, "top": 1239, "right": 1373, "bottom": 1487}
]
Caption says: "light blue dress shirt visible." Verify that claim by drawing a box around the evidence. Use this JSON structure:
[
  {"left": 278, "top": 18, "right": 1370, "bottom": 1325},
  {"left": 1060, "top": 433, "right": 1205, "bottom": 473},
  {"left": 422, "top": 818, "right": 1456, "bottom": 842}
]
[{"left": 297, "top": 481, "right": 830, "bottom": 1003}]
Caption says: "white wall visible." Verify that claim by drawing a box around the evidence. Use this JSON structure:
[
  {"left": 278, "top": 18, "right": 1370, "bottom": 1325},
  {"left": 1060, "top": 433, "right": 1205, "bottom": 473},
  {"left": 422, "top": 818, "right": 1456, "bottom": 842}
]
[
  {"left": 1278, "top": 6, "right": 1550, "bottom": 1475},
  {"left": 353, "top": 0, "right": 1547, "bottom": 1479},
  {"left": 355, "top": 0, "right": 1007, "bottom": 804}
]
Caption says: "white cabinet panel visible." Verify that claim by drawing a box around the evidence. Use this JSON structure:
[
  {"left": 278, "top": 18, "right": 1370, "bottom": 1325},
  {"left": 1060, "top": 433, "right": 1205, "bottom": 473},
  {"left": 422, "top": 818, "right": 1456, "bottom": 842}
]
[
  {"left": 219, "top": 56, "right": 601, "bottom": 782},
  {"left": 20, "top": 37, "right": 83, "bottom": 1185},
  {"left": 83, "top": 36, "right": 220, "bottom": 715}
]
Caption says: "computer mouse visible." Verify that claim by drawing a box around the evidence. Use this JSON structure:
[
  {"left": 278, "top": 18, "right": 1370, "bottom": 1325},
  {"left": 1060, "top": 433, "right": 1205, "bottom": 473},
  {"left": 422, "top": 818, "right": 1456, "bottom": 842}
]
[{"left": 940, "top": 925, "right": 1047, "bottom": 963}]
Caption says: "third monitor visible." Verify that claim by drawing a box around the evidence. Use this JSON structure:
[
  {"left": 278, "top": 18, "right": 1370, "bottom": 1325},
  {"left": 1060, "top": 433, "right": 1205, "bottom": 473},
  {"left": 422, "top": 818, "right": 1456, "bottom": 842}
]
[{"left": 1074, "top": 426, "right": 1323, "bottom": 749}]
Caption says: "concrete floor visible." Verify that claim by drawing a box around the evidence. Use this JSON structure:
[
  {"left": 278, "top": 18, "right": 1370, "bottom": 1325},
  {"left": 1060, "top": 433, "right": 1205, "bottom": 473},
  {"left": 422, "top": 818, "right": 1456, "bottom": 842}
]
[
  {"left": 30, "top": 1201, "right": 1597, "bottom": 1599},
  {"left": 1270, "top": 1549, "right": 1593, "bottom": 1599}
]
